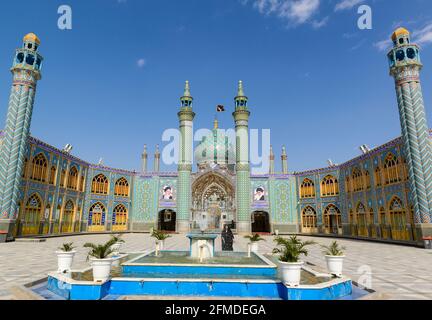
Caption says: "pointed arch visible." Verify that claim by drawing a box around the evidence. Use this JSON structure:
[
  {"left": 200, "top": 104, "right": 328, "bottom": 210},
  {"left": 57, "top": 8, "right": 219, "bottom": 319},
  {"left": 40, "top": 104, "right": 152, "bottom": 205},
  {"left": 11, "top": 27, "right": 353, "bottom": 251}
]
[
  {"left": 61, "top": 200, "right": 75, "bottom": 233},
  {"left": 300, "top": 178, "right": 315, "bottom": 199},
  {"left": 320, "top": 175, "right": 339, "bottom": 197},
  {"left": 91, "top": 174, "right": 109, "bottom": 195},
  {"left": 374, "top": 166, "right": 382, "bottom": 187},
  {"left": 60, "top": 169, "right": 66, "bottom": 187},
  {"left": 88, "top": 202, "right": 106, "bottom": 232},
  {"left": 30, "top": 153, "right": 48, "bottom": 182},
  {"left": 323, "top": 204, "right": 342, "bottom": 234},
  {"left": 301, "top": 206, "right": 317, "bottom": 233},
  {"left": 364, "top": 170, "right": 371, "bottom": 189},
  {"left": 355, "top": 202, "right": 368, "bottom": 237},
  {"left": 49, "top": 166, "right": 56, "bottom": 185},
  {"left": 114, "top": 177, "right": 129, "bottom": 197},
  {"left": 388, "top": 196, "right": 409, "bottom": 241},
  {"left": 21, "top": 193, "right": 43, "bottom": 235},
  {"left": 67, "top": 166, "right": 79, "bottom": 190},
  {"left": 79, "top": 174, "right": 85, "bottom": 192},
  {"left": 352, "top": 168, "right": 364, "bottom": 192},
  {"left": 384, "top": 153, "right": 401, "bottom": 184},
  {"left": 112, "top": 203, "right": 128, "bottom": 231}
]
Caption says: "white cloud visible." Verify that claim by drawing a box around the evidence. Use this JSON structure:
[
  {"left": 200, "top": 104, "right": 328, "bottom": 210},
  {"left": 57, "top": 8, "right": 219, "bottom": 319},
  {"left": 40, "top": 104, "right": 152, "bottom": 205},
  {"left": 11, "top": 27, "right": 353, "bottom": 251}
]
[
  {"left": 243, "top": 0, "right": 321, "bottom": 26},
  {"left": 137, "top": 58, "right": 146, "bottom": 68},
  {"left": 335, "top": 0, "right": 365, "bottom": 12},
  {"left": 373, "top": 39, "right": 392, "bottom": 52},
  {"left": 413, "top": 23, "right": 432, "bottom": 46},
  {"left": 312, "top": 16, "right": 329, "bottom": 29}
]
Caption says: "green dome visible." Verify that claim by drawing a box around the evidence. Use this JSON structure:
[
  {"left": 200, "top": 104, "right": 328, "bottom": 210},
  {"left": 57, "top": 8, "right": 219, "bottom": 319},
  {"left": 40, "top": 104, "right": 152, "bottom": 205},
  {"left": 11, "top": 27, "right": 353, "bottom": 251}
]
[{"left": 194, "top": 128, "right": 235, "bottom": 168}]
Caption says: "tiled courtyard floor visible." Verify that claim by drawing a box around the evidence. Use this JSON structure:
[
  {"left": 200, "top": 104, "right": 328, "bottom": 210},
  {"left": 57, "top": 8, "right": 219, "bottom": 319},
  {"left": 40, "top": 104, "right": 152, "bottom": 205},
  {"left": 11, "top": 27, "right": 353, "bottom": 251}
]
[{"left": 0, "top": 233, "right": 431, "bottom": 300}]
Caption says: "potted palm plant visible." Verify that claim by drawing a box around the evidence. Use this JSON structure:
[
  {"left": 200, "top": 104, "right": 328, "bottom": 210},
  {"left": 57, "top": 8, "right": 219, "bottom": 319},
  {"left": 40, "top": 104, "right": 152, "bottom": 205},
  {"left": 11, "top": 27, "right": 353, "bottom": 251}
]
[
  {"left": 84, "top": 238, "right": 117, "bottom": 282},
  {"left": 244, "top": 233, "right": 265, "bottom": 253},
  {"left": 272, "top": 236, "right": 315, "bottom": 286},
  {"left": 322, "top": 241, "right": 346, "bottom": 277},
  {"left": 56, "top": 242, "right": 76, "bottom": 273},
  {"left": 151, "top": 229, "right": 171, "bottom": 250},
  {"left": 110, "top": 234, "right": 125, "bottom": 255}
]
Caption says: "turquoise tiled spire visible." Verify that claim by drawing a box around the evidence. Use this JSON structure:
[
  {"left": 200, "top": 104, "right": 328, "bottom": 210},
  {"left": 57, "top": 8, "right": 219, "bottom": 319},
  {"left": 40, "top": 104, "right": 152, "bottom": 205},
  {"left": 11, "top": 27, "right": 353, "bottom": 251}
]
[
  {"left": 389, "top": 28, "right": 432, "bottom": 224},
  {"left": 177, "top": 81, "right": 195, "bottom": 232},
  {"left": 233, "top": 80, "right": 251, "bottom": 233},
  {"left": 0, "top": 34, "right": 43, "bottom": 221}
]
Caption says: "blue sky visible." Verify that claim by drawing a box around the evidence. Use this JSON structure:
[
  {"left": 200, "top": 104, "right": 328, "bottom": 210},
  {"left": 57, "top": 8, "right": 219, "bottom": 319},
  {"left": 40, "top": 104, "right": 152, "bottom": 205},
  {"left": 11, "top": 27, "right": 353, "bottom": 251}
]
[{"left": 1, "top": 0, "right": 432, "bottom": 172}]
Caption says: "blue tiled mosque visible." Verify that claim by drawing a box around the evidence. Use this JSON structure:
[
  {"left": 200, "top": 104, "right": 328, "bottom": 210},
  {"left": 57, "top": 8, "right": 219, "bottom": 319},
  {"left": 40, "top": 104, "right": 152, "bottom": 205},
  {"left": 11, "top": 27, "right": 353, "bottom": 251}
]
[{"left": 0, "top": 28, "right": 431, "bottom": 246}]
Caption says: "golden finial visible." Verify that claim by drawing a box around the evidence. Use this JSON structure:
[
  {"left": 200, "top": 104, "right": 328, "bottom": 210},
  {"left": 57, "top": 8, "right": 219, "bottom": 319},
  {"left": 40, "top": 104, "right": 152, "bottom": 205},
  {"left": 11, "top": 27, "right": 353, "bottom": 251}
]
[
  {"left": 23, "top": 33, "right": 41, "bottom": 45},
  {"left": 391, "top": 27, "right": 410, "bottom": 41}
]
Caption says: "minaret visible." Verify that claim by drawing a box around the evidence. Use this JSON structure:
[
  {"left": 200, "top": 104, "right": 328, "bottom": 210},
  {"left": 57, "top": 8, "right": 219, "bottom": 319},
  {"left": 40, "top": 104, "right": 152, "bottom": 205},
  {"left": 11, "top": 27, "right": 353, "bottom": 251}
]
[
  {"left": 233, "top": 80, "right": 251, "bottom": 234},
  {"left": 281, "top": 145, "right": 288, "bottom": 174},
  {"left": 269, "top": 145, "right": 275, "bottom": 174},
  {"left": 177, "top": 81, "right": 195, "bottom": 232},
  {"left": 153, "top": 145, "right": 160, "bottom": 173},
  {"left": 0, "top": 33, "right": 43, "bottom": 240},
  {"left": 388, "top": 28, "right": 432, "bottom": 236},
  {"left": 141, "top": 144, "right": 148, "bottom": 173}
]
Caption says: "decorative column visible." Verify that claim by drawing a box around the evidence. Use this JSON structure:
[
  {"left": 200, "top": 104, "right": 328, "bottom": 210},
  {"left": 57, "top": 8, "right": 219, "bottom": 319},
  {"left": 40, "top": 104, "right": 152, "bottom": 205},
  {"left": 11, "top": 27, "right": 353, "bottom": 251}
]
[
  {"left": 153, "top": 145, "right": 160, "bottom": 173},
  {"left": 269, "top": 145, "right": 275, "bottom": 175},
  {"left": 281, "top": 145, "right": 288, "bottom": 174},
  {"left": 0, "top": 33, "right": 43, "bottom": 241},
  {"left": 141, "top": 144, "right": 148, "bottom": 173},
  {"left": 177, "top": 81, "right": 195, "bottom": 232},
  {"left": 388, "top": 27, "right": 432, "bottom": 242},
  {"left": 233, "top": 81, "right": 251, "bottom": 234}
]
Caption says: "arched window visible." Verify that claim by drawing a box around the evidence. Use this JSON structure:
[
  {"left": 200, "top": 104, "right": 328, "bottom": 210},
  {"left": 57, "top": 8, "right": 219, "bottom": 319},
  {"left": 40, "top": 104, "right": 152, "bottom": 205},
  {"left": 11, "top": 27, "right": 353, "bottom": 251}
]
[
  {"left": 364, "top": 170, "right": 371, "bottom": 189},
  {"left": 114, "top": 178, "right": 129, "bottom": 197},
  {"left": 384, "top": 153, "right": 401, "bottom": 184},
  {"left": 352, "top": 168, "right": 364, "bottom": 192},
  {"left": 60, "top": 169, "right": 66, "bottom": 187},
  {"left": 320, "top": 175, "right": 339, "bottom": 197},
  {"left": 88, "top": 202, "right": 106, "bottom": 229},
  {"left": 379, "top": 207, "right": 386, "bottom": 225},
  {"left": 374, "top": 166, "right": 382, "bottom": 187},
  {"left": 22, "top": 194, "right": 43, "bottom": 235},
  {"left": 301, "top": 206, "right": 317, "bottom": 231},
  {"left": 369, "top": 208, "right": 374, "bottom": 225},
  {"left": 79, "top": 175, "right": 85, "bottom": 192},
  {"left": 67, "top": 167, "right": 78, "bottom": 190},
  {"left": 356, "top": 203, "right": 368, "bottom": 236},
  {"left": 389, "top": 197, "right": 408, "bottom": 240},
  {"left": 345, "top": 176, "right": 351, "bottom": 193},
  {"left": 401, "top": 157, "right": 408, "bottom": 181},
  {"left": 300, "top": 178, "right": 315, "bottom": 199},
  {"left": 112, "top": 204, "right": 128, "bottom": 231},
  {"left": 91, "top": 174, "right": 109, "bottom": 195},
  {"left": 30, "top": 153, "right": 48, "bottom": 182},
  {"left": 323, "top": 204, "right": 342, "bottom": 234},
  {"left": 61, "top": 200, "right": 75, "bottom": 233},
  {"left": 49, "top": 166, "right": 56, "bottom": 185}
]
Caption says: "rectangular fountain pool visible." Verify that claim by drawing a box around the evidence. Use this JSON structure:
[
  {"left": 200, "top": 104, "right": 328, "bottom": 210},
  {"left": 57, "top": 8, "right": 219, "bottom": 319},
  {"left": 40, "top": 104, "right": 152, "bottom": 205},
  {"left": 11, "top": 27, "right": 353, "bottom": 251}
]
[{"left": 121, "top": 251, "right": 278, "bottom": 278}]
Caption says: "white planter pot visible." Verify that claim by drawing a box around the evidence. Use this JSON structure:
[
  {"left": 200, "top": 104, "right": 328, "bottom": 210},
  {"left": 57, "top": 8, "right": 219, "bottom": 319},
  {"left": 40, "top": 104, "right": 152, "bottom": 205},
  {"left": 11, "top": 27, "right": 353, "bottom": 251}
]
[
  {"left": 111, "top": 242, "right": 123, "bottom": 255},
  {"left": 56, "top": 250, "right": 76, "bottom": 273},
  {"left": 274, "top": 229, "right": 279, "bottom": 236},
  {"left": 250, "top": 242, "right": 259, "bottom": 253},
  {"left": 279, "top": 261, "right": 304, "bottom": 286},
  {"left": 90, "top": 258, "right": 113, "bottom": 282},
  {"left": 156, "top": 240, "right": 165, "bottom": 251},
  {"left": 325, "top": 255, "right": 345, "bottom": 276}
]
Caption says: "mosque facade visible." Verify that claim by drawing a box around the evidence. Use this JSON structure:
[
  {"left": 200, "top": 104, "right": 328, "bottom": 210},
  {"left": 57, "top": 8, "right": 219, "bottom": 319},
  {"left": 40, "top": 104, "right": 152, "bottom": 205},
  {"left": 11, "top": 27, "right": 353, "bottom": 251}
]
[{"left": 0, "top": 28, "right": 431, "bottom": 246}]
